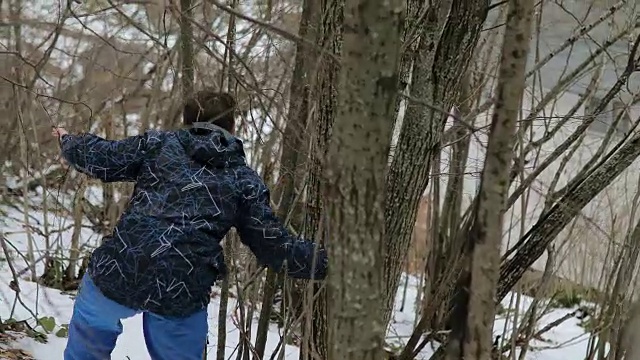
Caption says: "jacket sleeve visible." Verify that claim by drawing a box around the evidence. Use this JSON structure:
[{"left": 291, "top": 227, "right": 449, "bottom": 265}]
[
  {"left": 59, "top": 132, "right": 148, "bottom": 183},
  {"left": 235, "top": 176, "right": 327, "bottom": 280}
]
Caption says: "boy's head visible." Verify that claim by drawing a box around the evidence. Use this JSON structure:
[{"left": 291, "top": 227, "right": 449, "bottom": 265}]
[{"left": 183, "top": 90, "right": 237, "bottom": 133}]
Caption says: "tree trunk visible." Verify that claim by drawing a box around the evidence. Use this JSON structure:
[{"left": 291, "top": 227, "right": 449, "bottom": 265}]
[
  {"left": 67, "top": 178, "right": 87, "bottom": 282},
  {"left": 597, "top": 212, "right": 640, "bottom": 360},
  {"left": 619, "top": 299, "right": 640, "bottom": 359},
  {"left": 382, "top": 0, "right": 489, "bottom": 327},
  {"left": 324, "top": 0, "right": 403, "bottom": 358},
  {"left": 215, "top": 4, "right": 237, "bottom": 359},
  {"left": 11, "top": 0, "right": 36, "bottom": 282},
  {"left": 298, "top": 1, "right": 343, "bottom": 359},
  {"left": 103, "top": 114, "right": 117, "bottom": 235},
  {"left": 178, "top": 0, "right": 194, "bottom": 128},
  {"left": 254, "top": 1, "right": 322, "bottom": 358},
  {"left": 444, "top": 0, "right": 534, "bottom": 357}
]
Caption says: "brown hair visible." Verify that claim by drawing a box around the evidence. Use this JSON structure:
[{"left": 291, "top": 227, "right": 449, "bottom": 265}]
[{"left": 183, "top": 90, "right": 236, "bottom": 133}]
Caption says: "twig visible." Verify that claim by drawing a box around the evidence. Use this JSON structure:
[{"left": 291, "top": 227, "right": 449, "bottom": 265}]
[
  {"left": 0, "top": 233, "right": 44, "bottom": 329},
  {"left": 206, "top": 0, "right": 340, "bottom": 64},
  {"left": 398, "top": 93, "right": 479, "bottom": 133}
]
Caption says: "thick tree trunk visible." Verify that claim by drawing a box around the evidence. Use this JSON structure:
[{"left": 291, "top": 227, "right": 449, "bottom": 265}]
[
  {"left": 382, "top": 0, "right": 489, "bottom": 327},
  {"left": 444, "top": 0, "right": 534, "bottom": 358},
  {"left": 298, "top": 1, "right": 344, "bottom": 359},
  {"left": 324, "top": 0, "right": 403, "bottom": 358}
]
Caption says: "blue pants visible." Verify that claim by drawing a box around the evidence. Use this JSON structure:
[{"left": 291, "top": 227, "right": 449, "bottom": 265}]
[{"left": 63, "top": 275, "right": 208, "bottom": 360}]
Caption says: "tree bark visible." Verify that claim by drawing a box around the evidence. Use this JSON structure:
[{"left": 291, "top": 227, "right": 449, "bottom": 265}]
[
  {"left": 324, "top": 0, "right": 403, "bottom": 358},
  {"left": 382, "top": 0, "right": 489, "bottom": 327},
  {"left": 444, "top": 0, "right": 534, "bottom": 358},
  {"left": 178, "top": 0, "right": 194, "bottom": 128},
  {"left": 297, "top": 1, "right": 343, "bottom": 359},
  {"left": 619, "top": 299, "right": 640, "bottom": 359},
  {"left": 215, "top": 4, "right": 237, "bottom": 359}
]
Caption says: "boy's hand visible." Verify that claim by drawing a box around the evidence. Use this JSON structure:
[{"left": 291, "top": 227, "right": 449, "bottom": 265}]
[
  {"left": 51, "top": 127, "right": 68, "bottom": 138},
  {"left": 51, "top": 127, "right": 69, "bottom": 167}
]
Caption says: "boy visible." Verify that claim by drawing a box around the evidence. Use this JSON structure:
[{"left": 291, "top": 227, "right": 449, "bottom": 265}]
[{"left": 54, "top": 91, "right": 328, "bottom": 360}]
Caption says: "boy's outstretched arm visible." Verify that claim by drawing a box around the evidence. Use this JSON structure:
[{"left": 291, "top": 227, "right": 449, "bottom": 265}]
[
  {"left": 235, "top": 173, "right": 328, "bottom": 280},
  {"left": 55, "top": 128, "right": 150, "bottom": 183}
]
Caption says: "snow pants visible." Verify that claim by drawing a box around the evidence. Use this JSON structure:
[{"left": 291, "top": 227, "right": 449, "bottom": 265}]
[{"left": 63, "top": 275, "right": 208, "bottom": 360}]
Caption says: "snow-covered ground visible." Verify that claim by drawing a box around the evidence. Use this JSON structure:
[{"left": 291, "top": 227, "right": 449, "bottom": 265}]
[{"left": 0, "top": 193, "right": 599, "bottom": 359}]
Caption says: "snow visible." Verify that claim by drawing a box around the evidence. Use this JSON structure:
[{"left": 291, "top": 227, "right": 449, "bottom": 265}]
[
  {"left": 0, "top": 201, "right": 599, "bottom": 359},
  {"left": 7, "top": 279, "right": 300, "bottom": 359}
]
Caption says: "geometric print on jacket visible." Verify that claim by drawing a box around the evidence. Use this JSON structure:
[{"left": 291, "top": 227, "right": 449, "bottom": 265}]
[{"left": 60, "top": 123, "right": 328, "bottom": 318}]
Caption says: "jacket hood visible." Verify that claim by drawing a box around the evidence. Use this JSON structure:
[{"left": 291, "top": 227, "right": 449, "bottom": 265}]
[{"left": 176, "top": 122, "right": 246, "bottom": 168}]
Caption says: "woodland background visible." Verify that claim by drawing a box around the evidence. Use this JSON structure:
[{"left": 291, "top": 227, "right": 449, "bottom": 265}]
[{"left": 1, "top": 0, "right": 640, "bottom": 359}]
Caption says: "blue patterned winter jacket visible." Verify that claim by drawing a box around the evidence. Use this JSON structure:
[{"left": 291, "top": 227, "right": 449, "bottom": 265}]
[{"left": 60, "top": 123, "right": 328, "bottom": 317}]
